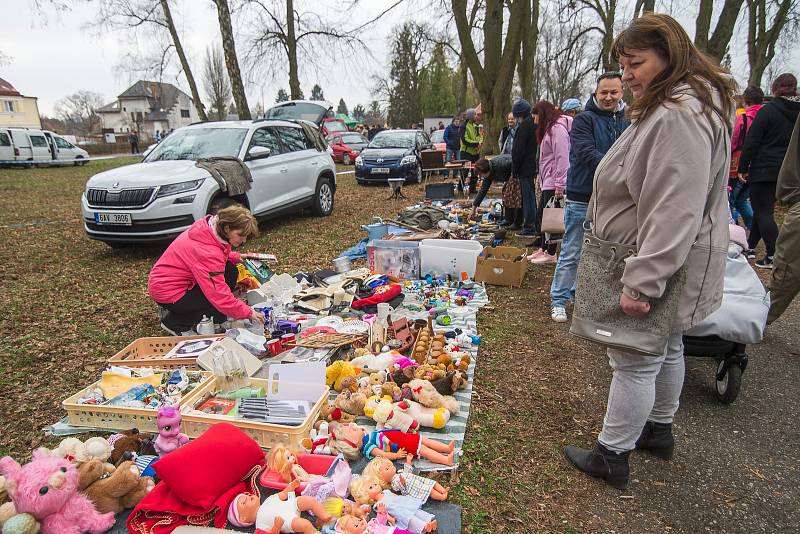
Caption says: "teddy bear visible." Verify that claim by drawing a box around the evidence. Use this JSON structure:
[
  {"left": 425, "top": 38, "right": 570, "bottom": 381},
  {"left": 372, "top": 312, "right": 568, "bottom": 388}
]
[
  {"left": 338, "top": 375, "right": 359, "bottom": 394},
  {"left": 414, "top": 364, "right": 446, "bottom": 382},
  {"left": 366, "top": 397, "right": 420, "bottom": 433},
  {"left": 318, "top": 402, "right": 356, "bottom": 424},
  {"left": 391, "top": 366, "right": 417, "bottom": 387},
  {"left": 447, "top": 353, "right": 471, "bottom": 373},
  {"left": 0, "top": 449, "right": 115, "bottom": 534},
  {"left": 334, "top": 389, "right": 367, "bottom": 417},
  {"left": 76, "top": 460, "right": 154, "bottom": 514},
  {"left": 380, "top": 381, "right": 403, "bottom": 402},
  {"left": 407, "top": 379, "right": 460, "bottom": 414},
  {"left": 326, "top": 361, "right": 358, "bottom": 392},
  {"left": 41, "top": 438, "right": 112, "bottom": 464},
  {"left": 108, "top": 429, "right": 157, "bottom": 466}
]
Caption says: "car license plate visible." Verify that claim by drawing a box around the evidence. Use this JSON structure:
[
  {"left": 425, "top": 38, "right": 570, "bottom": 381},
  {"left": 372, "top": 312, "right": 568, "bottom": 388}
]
[
  {"left": 371, "top": 168, "right": 390, "bottom": 174},
  {"left": 95, "top": 212, "right": 132, "bottom": 225}
]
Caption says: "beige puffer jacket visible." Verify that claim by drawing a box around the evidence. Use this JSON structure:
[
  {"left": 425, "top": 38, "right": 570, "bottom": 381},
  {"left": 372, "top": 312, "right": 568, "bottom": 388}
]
[{"left": 591, "top": 83, "right": 732, "bottom": 330}]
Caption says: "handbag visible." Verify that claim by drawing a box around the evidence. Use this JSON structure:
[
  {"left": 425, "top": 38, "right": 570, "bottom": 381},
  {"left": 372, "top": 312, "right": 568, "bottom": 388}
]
[
  {"left": 570, "top": 121, "right": 727, "bottom": 357},
  {"left": 541, "top": 195, "right": 565, "bottom": 234}
]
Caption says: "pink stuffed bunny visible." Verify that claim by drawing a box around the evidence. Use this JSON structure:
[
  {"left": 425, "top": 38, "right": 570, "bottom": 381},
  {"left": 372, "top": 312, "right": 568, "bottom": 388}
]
[
  {"left": 0, "top": 449, "right": 115, "bottom": 534},
  {"left": 154, "top": 405, "right": 189, "bottom": 457}
]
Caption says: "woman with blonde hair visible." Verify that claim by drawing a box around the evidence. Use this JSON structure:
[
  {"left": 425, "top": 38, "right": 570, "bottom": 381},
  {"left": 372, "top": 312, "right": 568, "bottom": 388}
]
[
  {"left": 148, "top": 204, "right": 266, "bottom": 334},
  {"left": 564, "top": 13, "right": 735, "bottom": 489}
]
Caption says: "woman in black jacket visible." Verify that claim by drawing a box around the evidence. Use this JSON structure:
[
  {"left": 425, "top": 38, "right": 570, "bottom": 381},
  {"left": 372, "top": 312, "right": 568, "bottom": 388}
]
[{"left": 739, "top": 73, "right": 800, "bottom": 268}]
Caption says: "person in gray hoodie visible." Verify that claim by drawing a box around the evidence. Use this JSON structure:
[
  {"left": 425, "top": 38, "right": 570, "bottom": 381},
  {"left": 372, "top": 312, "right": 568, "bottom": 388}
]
[{"left": 564, "top": 13, "right": 736, "bottom": 490}]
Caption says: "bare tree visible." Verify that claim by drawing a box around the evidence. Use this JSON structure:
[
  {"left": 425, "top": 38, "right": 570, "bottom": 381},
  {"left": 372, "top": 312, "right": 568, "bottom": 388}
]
[
  {"left": 517, "top": 0, "right": 540, "bottom": 103},
  {"left": 55, "top": 91, "right": 104, "bottom": 135},
  {"left": 694, "top": 0, "right": 746, "bottom": 63},
  {"left": 633, "top": 0, "right": 655, "bottom": 17},
  {"left": 93, "top": 0, "right": 208, "bottom": 121},
  {"left": 452, "top": 0, "right": 527, "bottom": 154},
  {"left": 746, "top": 0, "right": 798, "bottom": 88},
  {"left": 213, "top": 0, "right": 250, "bottom": 119},
  {"left": 203, "top": 45, "right": 232, "bottom": 121},
  {"left": 571, "top": 0, "right": 619, "bottom": 71}
]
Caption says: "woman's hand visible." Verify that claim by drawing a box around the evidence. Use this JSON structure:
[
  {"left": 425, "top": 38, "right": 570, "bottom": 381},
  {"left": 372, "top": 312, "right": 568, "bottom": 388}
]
[
  {"left": 555, "top": 187, "right": 565, "bottom": 199},
  {"left": 250, "top": 310, "right": 266, "bottom": 324},
  {"left": 620, "top": 293, "right": 651, "bottom": 317}
]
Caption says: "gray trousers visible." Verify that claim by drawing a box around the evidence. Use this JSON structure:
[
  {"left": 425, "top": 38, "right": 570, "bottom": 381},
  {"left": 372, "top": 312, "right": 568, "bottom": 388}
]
[
  {"left": 598, "top": 333, "right": 685, "bottom": 453},
  {"left": 768, "top": 201, "right": 800, "bottom": 323}
]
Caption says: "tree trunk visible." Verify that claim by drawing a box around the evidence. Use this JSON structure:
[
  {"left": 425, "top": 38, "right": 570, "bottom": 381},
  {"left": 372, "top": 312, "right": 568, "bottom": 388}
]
[
  {"left": 160, "top": 0, "right": 207, "bottom": 121},
  {"left": 746, "top": 0, "right": 793, "bottom": 88},
  {"left": 214, "top": 0, "right": 250, "bottom": 119},
  {"left": 634, "top": 0, "right": 656, "bottom": 17},
  {"left": 695, "top": 0, "right": 745, "bottom": 63},
  {"left": 455, "top": 55, "right": 468, "bottom": 113},
  {"left": 286, "top": 0, "right": 302, "bottom": 99},
  {"left": 601, "top": 0, "right": 618, "bottom": 71},
  {"left": 518, "top": 0, "right": 539, "bottom": 102},
  {"left": 695, "top": 0, "right": 713, "bottom": 52}
]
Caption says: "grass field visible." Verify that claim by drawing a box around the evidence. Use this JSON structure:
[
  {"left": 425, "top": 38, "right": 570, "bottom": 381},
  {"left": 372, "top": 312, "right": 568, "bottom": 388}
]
[{"left": 0, "top": 158, "right": 626, "bottom": 532}]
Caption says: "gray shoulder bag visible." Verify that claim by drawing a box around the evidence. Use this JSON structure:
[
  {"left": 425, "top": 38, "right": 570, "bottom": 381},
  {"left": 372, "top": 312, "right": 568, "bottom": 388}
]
[{"left": 569, "top": 120, "right": 726, "bottom": 357}]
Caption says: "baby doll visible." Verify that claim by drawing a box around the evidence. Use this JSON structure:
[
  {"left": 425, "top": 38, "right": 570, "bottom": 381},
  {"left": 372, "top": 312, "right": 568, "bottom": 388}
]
[
  {"left": 326, "top": 422, "right": 454, "bottom": 466},
  {"left": 228, "top": 480, "right": 332, "bottom": 534},
  {"left": 227, "top": 493, "right": 260, "bottom": 528},
  {"left": 329, "top": 503, "right": 414, "bottom": 534},
  {"left": 153, "top": 406, "right": 189, "bottom": 457},
  {"left": 348, "top": 478, "right": 437, "bottom": 534},
  {"left": 266, "top": 447, "right": 318, "bottom": 483},
  {"left": 362, "top": 458, "right": 448, "bottom": 502}
]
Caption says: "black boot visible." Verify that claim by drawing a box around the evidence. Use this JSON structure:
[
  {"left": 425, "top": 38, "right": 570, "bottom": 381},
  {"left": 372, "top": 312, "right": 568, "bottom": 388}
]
[
  {"left": 635, "top": 421, "right": 674, "bottom": 460},
  {"left": 564, "top": 442, "right": 630, "bottom": 490}
]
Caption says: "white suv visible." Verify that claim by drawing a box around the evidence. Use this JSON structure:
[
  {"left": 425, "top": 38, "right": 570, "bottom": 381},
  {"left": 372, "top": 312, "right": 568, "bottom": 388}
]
[{"left": 82, "top": 117, "right": 336, "bottom": 245}]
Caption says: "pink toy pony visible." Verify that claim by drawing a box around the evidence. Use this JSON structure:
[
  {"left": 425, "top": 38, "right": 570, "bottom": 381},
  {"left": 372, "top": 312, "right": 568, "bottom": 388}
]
[
  {"left": 0, "top": 449, "right": 115, "bottom": 534},
  {"left": 154, "top": 405, "right": 189, "bottom": 457}
]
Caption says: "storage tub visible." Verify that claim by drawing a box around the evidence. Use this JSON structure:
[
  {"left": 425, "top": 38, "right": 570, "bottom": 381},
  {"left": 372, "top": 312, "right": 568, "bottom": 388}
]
[
  {"left": 420, "top": 238, "right": 484, "bottom": 278},
  {"left": 106, "top": 335, "right": 222, "bottom": 370},
  {"left": 367, "top": 239, "right": 420, "bottom": 280},
  {"left": 361, "top": 222, "right": 411, "bottom": 241}
]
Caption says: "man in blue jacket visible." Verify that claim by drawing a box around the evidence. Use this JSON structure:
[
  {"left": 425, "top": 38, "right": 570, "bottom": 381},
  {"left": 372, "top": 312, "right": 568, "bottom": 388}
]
[
  {"left": 549, "top": 72, "right": 630, "bottom": 323},
  {"left": 442, "top": 115, "right": 462, "bottom": 177}
]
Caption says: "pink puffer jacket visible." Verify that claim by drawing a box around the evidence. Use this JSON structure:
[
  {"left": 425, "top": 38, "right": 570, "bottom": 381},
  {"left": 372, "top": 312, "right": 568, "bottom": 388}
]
[{"left": 538, "top": 115, "right": 573, "bottom": 191}]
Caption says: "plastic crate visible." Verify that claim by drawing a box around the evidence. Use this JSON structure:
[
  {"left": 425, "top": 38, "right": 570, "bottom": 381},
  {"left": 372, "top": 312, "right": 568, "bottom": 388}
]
[
  {"left": 420, "top": 238, "right": 484, "bottom": 278},
  {"left": 107, "top": 335, "right": 223, "bottom": 370},
  {"left": 367, "top": 239, "right": 421, "bottom": 280},
  {"left": 62, "top": 371, "right": 212, "bottom": 432},
  {"left": 425, "top": 182, "right": 455, "bottom": 200},
  {"left": 180, "top": 377, "right": 329, "bottom": 450}
]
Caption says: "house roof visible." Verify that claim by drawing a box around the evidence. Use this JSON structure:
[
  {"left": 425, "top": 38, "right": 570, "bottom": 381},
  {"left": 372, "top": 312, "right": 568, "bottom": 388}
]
[
  {"left": 0, "top": 78, "right": 22, "bottom": 97},
  {"left": 98, "top": 80, "right": 191, "bottom": 117}
]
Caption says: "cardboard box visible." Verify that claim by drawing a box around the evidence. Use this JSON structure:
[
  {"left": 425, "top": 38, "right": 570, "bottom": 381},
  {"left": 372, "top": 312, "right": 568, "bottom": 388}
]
[{"left": 474, "top": 245, "right": 527, "bottom": 287}]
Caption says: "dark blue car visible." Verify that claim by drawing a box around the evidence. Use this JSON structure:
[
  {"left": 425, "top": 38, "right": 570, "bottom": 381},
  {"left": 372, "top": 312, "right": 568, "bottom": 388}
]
[{"left": 355, "top": 129, "right": 433, "bottom": 185}]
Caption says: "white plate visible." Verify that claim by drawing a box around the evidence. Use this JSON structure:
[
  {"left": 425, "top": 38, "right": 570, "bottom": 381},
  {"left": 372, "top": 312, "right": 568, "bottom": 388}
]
[
  {"left": 315, "top": 316, "right": 345, "bottom": 327},
  {"left": 336, "top": 320, "right": 369, "bottom": 334},
  {"left": 95, "top": 212, "right": 132, "bottom": 225}
]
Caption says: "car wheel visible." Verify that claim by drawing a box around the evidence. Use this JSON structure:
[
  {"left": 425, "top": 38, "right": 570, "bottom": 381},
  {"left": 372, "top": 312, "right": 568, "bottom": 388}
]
[
  {"left": 343, "top": 154, "right": 351, "bottom": 165},
  {"left": 74, "top": 156, "right": 86, "bottom": 166},
  {"left": 313, "top": 177, "right": 334, "bottom": 216},
  {"left": 207, "top": 196, "right": 238, "bottom": 215}
]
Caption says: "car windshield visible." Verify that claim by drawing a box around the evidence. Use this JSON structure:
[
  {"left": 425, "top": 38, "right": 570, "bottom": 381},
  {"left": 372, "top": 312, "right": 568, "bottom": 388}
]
[
  {"left": 430, "top": 130, "right": 445, "bottom": 143},
  {"left": 264, "top": 102, "right": 330, "bottom": 125},
  {"left": 369, "top": 132, "right": 415, "bottom": 149},
  {"left": 341, "top": 134, "right": 366, "bottom": 144},
  {"left": 144, "top": 128, "right": 248, "bottom": 162},
  {"left": 325, "top": 120, "right": 347, "bottom": 132}
]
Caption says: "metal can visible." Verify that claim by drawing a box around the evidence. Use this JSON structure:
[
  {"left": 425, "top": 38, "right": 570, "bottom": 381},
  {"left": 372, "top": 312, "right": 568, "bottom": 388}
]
[
  {"left": 267, "top": 338, "right": 283, "bottom": 357},
  {"left": 281, "top": 333, "right": 296, "bottom": 347}
]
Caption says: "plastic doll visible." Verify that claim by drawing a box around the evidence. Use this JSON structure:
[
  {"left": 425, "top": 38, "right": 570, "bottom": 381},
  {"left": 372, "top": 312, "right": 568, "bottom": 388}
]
[
  {"left": 328, "top": 503, "right": 413, "bottom": 534},
  {"left": 326, "top": 422, "right": 454, "bottom": 465},
  {"left": 153, "top": 405, "right": 189, "bottom": 457},
  {"left": 230, "top": 479, "right": 333, "bottom": 533},
  {"left": 227, "top": 493, "right": 260, "bottom": 527},
  {"left": 362, "top": 458, "right": 448, "bottom": 501},
  {"left": 348, "top": 477, "right": 437, "bottom": 534},
  {"left": 266, "top": 446, "right": 318, "bottom": 483}
]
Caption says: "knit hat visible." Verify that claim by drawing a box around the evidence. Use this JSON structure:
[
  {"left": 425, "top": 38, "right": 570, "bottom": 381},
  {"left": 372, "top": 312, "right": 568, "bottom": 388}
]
[
  {"left": 511, "top": 99, "right": 532, "bottom": 117},
  {"left": 561, "top": 98, "right": 582, "bottom": 112},
  {"left": 465, "top": 108, "right": 476, "bottom": 121},
  {"left": 227, "top": 493, "right": 253, "bottom": 527}
]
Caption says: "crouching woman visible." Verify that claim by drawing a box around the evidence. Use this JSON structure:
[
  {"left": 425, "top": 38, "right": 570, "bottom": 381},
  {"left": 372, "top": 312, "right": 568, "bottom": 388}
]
[{"left": 148, "top": 205, "right": 266, "bottom": 334}]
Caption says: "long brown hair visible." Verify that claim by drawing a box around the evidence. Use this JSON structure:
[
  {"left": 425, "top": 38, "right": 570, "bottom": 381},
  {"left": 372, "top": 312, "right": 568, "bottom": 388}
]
[
  {"left": 532, "top": 101, "right": 563, "bottom": 144},
  {"left": 611, "top": 13, "right": 736, "bottom": 126}
]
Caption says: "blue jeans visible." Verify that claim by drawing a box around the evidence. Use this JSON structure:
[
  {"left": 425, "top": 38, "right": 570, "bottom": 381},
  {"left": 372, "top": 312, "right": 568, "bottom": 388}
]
[
  {"left": 445, "top": 148, "right": 460, "bottom": 177},
  {"left": 729, "top": 180, "right": 753, "bottom": 230},
  {"left": 550, "top": 200, "right": 588, "bottom": 308},
  {"left": 520, "top": 175, "right": 537, "bottom": 232}
]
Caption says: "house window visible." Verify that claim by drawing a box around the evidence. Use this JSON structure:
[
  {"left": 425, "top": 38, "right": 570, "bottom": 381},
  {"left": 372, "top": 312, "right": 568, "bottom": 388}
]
[
  {"left": 180, "top": 109, "right": 190, "bottom": 118},
  {"left": 2, "top": 101, "right": 14, "bottom": 112}
]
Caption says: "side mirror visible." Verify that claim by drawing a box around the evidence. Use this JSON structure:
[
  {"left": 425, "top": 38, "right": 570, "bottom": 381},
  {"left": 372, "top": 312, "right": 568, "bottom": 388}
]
[{"left": 248, "top": 146, "right": 271, "bottom": 160}]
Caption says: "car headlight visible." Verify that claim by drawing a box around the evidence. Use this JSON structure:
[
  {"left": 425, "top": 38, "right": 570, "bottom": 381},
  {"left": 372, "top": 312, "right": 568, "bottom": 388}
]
[
  {"left": 355, "top": 156, "right": 363, "bottom": 166},
  {"left": 401, "top": 155, "right": 416, "bottom": 166},
  {"left": 156, "top": 178, "right": 205, "bottom": 198}
]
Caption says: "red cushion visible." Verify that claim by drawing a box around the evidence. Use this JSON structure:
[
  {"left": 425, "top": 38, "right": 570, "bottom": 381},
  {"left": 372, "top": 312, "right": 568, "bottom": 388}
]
[{"left": 154, "top": 422, "right": 263, "bottom": 509}]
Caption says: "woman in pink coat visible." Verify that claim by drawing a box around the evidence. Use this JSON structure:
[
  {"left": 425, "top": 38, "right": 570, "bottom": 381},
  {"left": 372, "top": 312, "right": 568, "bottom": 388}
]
[
  {"left": 148, "top": 205, "right": 266, "bottom": 334},
  {"left": 529, "top": 101, "right": 573, "bottom": 264}
]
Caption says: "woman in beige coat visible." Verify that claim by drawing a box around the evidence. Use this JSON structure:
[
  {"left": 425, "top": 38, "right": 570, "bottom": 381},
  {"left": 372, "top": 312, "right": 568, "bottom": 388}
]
[{"left": 565, "top": 13, "right": 735, "bottom": 489}]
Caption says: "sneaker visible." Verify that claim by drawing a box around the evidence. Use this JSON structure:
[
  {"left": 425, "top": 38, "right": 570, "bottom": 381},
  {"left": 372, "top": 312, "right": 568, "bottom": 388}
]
[
  {"left": 532, "top": 252, "right": 557, "bottom": 264},
  {"left": 551, "top": 306, "right": 568, "bottom": 323},
  {"left": 744, "top": 249, "right": 756, "bottom": 259},
  {"left": 755, "top": 256, "right": 774, "bottom": 269},
  {"left": 160, "top": 322, "right": 178, "bottom": 336},
  {"left": 527, "top": 249, "right": 545, "bottom": 261},
  {"left": 516, "top": 229, "right": 537, "bottom": 237}
]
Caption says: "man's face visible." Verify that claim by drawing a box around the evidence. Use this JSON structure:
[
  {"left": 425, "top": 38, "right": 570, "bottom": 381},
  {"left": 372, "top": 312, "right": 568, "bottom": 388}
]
[
  {"left": 595, "top": 77, "right": 624, "bottom": 112},
  {"left": 507, "top": 113, "right": 515, "bottom": 127}
]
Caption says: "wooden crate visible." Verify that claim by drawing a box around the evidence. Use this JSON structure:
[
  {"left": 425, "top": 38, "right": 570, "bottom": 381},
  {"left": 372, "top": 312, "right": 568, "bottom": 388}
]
[
  {"left": 107, "top": 335, "right": 223, "bottom": 370},
  {"left": 181, "top": 377, "right": 328, "bottom": 450},
  {"left": 62, "top": 371, "right": 212, "bottom": 433}
]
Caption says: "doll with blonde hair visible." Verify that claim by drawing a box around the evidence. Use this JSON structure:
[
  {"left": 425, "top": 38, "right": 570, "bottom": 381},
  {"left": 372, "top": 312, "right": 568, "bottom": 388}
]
[
  {"left": 266, "top": 446, "right": 317, "bottom": 483},
  {"left": 362, "top": 458, "right": 448, "bottom": 501},
  {"left": 348, "top": 477, "right": 437, "bottom": 534},
  {"left": 326, "top": 422, "right": 454, "bottom": 465}
]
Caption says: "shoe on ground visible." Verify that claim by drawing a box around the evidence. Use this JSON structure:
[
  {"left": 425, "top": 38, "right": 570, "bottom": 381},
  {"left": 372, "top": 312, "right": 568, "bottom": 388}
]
[
  {"left": 532, "top": 252, "right": 557, "bottom": 264},
  {"left": 755, "top": 256, "right": 774, "bottom": 269},
  {"left": 564, "top": 441, "right": 630, "bottom": 490},
  {"left": 551, "top": 306, "right": 568, "bottom": 323},
  {"left": 635, "top": 421, "right": 674, "bottom": 460},
  {"left": 527, "top": 249, "right": 545, "bottom": 261},
  {"left": 160, "top": 322, "right": 178, "bottom": 336},
  {"left": 744, "top": 249, "right": 756, "bottom": 259},
  {"left": 516, "top": 229, "right": 537, "bottom": 237}
]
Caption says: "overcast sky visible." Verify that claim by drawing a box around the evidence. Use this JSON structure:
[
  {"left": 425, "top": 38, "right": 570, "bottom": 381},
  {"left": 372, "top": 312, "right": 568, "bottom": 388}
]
[{"left": 2, "top": 1, "right": 798, "bottom": 117}]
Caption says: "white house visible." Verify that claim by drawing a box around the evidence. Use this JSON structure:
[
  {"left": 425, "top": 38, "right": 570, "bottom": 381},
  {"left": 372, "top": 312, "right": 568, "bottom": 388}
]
[
  {"left": 0, "top": 78, "right": 42, "bottom": 129},
  {"left": 97, "top": 80, "right": 200, "bottom": 142}
]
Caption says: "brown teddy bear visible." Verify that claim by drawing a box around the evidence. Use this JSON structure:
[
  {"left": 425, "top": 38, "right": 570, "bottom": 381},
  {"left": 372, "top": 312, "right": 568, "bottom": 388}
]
[
  {"left": 318, "top": 402, "right": 356, "bottom": 424},
  {"left": 334, "top": 389, "right": 367, "bottom": 416},
  {"left": 391, "top": 366, "right": 416, "bottom": 387},
  {"left": 109, "top": 429, "right": 157, "bottom": 465},
  {"left": 414, "top": 364, "right": 446, "bottom": 382},
  {"left": 431, "top": 370, "right": 467, "bottom": 395},
  {"left": 381, "top": 381, "right": 402, "bottom": 402},
  {"left": 76, "top": 459, "right": 155, "bottom": 514}
]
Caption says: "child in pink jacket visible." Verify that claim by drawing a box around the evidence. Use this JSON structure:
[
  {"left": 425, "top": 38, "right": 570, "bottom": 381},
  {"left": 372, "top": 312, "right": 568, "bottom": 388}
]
[
  {"left": 530, "top": 101, "right": 573, "bottom": 264},
  {"left": 148, "top": 205, "right": 265, "bottom": 334}
]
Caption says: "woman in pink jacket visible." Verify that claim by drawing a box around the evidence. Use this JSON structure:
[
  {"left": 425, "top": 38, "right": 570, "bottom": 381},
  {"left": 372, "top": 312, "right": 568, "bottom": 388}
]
[
  {"left": 529, "top": 101, "right": 573, "bottom": 264},
  {"left": 148, "top": 205, "right": 266, "bottom": 334}
]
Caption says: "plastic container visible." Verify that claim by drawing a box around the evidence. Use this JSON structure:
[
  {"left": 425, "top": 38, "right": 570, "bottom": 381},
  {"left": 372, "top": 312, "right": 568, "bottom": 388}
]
[
  {"left": 259, "top": 454, "right": 342, "bottom": 491},
  {"left": 419, "top": 239, "right": 484, "bottom": 278},
  {"left": 367, "top": 239, "right": 421, "bottom": 280},
  {"left": 361, "top": 222, "right": 411, "bottom": 241},
  {"left": 106, "top": 335, "right": 223, "bottom": 370}
]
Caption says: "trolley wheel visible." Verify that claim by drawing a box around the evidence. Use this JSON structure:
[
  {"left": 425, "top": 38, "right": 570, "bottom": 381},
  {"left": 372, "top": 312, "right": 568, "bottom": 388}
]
[{"left": 715, "top": 359, "right": 742, "bottom": 404}]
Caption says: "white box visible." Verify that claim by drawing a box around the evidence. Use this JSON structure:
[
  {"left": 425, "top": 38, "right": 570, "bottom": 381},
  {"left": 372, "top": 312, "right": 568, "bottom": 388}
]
[{"left": 419, "top": 239, "right": 484, "bottom": 278}]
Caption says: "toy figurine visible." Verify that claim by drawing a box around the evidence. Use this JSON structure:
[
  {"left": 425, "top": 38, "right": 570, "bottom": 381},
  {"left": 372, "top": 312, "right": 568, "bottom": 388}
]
[
  {"left": 227, "top": 493, "right": 260, "bottom": 527},
  {"left": 362, "top": 458, "right": 448, "bottom": 502},
  {"left": 328, "top": 503, "right": 414, "bottom": 533},
  {"left": 232, "top": 479, "right": 332, "bottom": 534},
  {"left": 348, "top": 478, "right": 437, "bottom": 534},
  {"left": 153, "top": 406, "right": 189, "bottom": 457},
  {"left": 266, "top": 446, "right": 317, "bottom": 483},
  {"left": 325, "top": 422, "right": 454, "bottom": 466}
]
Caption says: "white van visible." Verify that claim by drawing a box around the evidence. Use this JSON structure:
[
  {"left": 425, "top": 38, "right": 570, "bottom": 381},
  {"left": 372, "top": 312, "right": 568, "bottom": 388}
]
[
  {"left": 0, "top": 129, "right": 14, "bottom": 164},
  {"left": 5, "top": 128, "right": 89, "bottom": 165}
]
